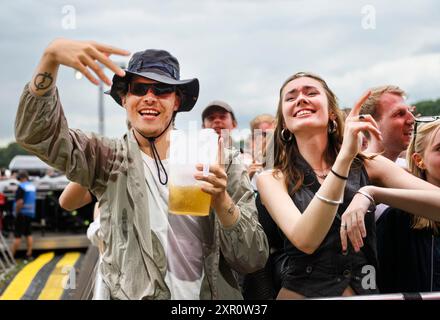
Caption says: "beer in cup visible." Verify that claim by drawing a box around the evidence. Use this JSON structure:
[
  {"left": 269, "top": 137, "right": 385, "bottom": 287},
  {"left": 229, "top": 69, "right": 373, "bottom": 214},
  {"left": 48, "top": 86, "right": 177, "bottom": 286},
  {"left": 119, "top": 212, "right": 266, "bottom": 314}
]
[{"left": 169, "top": 129, "right": 218, "bottom": 216}]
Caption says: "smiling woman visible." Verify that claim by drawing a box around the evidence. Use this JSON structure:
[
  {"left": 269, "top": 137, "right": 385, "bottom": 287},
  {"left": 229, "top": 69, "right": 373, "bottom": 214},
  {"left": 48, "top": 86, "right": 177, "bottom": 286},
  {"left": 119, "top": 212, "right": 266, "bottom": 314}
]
[{"left": 256, "top": 71, "right": 440, "bottom": 299}]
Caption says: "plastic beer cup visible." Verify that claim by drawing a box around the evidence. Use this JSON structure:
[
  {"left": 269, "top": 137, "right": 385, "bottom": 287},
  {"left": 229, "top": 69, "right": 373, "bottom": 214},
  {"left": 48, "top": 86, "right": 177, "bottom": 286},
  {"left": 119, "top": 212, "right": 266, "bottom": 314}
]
[{"left": 169, "top": 129, "right": 218, "bottom": 216}]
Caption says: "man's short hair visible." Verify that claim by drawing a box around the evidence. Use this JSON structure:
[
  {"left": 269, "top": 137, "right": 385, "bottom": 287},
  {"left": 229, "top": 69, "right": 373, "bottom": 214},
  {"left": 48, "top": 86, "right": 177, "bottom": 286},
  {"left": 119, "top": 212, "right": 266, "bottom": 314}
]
[
  {"left": 202, "top": 100, "right": 236, "bottom": 122},
  {"left": 17, "top": 170, "right": 29, "bottom": 181},
  {"left": 250, "top": 114, "right": 275, "bottom": 131},
  {"left": 360, "top": 85, "right": 406, "bottom": 120}
]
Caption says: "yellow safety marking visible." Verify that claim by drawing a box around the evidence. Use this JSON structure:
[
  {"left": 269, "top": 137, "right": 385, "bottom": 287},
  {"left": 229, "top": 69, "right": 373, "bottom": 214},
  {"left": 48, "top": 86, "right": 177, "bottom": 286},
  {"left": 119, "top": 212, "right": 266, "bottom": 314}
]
[
  {"left": 0, "top": 252, "right": 55, "bottom": 300},
  {"left": 37, "top": 252, "right": 81, "bottom": 300}
]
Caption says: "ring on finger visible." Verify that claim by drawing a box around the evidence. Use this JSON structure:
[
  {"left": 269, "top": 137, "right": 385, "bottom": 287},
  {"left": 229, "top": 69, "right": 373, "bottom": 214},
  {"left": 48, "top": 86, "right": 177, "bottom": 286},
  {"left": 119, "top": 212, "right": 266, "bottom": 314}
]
[{"left": 340, "top": 223, "right": 347, "bottom": 230}]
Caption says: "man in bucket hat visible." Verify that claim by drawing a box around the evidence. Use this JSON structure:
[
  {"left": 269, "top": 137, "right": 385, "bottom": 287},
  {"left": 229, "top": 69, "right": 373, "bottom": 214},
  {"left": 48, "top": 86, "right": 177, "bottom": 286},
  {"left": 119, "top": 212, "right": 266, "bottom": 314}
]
[{"left": 15, "top": 38, "right": 268, "bottom": 300}]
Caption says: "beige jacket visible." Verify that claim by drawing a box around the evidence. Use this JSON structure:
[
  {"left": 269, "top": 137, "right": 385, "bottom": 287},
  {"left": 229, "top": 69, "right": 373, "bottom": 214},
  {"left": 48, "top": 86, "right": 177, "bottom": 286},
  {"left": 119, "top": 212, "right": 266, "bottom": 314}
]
[{"left": 15, "top": 84, "right": 269, "bottom": 299}]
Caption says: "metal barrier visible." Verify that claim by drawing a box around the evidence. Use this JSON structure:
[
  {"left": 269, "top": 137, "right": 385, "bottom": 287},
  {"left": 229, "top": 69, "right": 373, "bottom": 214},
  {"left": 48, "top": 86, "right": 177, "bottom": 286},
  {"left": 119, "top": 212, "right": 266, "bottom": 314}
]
[
  {"left": 314, "top": 291, "right": 440, "bottom": 300},
  {"left": 0, "top": 233, "right": 16, "bottom": 281}
]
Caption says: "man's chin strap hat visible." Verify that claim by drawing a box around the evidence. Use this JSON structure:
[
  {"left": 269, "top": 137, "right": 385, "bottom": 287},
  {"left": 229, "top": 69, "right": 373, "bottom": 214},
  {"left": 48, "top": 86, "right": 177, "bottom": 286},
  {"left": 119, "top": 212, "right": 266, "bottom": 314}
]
[
  {"left": 107, "top": 49, "right": 199, "bottom": 111},
  {"left": 106, "top": 49, "right": 200, "bottom": 185}
]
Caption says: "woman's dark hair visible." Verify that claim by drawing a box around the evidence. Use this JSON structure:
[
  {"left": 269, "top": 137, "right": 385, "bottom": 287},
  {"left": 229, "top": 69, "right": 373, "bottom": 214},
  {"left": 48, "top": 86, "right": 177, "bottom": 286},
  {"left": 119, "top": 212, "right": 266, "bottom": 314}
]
[{"left": 273, "top": 72, "right": 345, "bottom": 194}]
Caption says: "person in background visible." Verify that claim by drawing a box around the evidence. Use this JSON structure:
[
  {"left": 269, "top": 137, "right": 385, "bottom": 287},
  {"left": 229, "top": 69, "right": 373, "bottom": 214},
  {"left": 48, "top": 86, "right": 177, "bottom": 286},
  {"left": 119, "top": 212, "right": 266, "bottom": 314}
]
[
  {"left": 360, "top": 85, "right": 416, "bottom": 221},
  {"left": 377, "top": 118, "right": 440, "bottom": 293},
  {"left": 11, "top": 170, "right": 36, "bottom": 259},
  {"left": 246, "top": 114, "right": 275, "bottom": 190},
  {"left": 59, "top": 182, "right": 100, "bottom": 248},
  {"left": 241, "top": 114, "right": 276, "bottom": 299},
  {"left": 0, "top": 168, "right": 8, "bottom": 180},
  {"left": 360, "top": 85, "right": 415, "bottom": 163},
  {"left": 201, "top": 100, "right": 238, "bottom": 147}
]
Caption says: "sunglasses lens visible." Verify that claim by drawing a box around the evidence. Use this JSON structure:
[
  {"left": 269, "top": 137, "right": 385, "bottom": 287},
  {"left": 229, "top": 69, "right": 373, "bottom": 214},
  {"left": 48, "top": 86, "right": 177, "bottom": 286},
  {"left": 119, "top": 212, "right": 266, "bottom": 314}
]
[
  {"left": 153, "top": 84, "right": 175, "bottom": 95},
  {"left": 416, "top": 116, "right": 440, "bottom": 123},
  {"left": 414, "top": 116, "right": 440, "bottom": 137},
  {"left": 130, "top": 83, "right": 175, "bottom": 96},
  {"left": 130, "top": 83, "right": 149, "bottom": 96}
]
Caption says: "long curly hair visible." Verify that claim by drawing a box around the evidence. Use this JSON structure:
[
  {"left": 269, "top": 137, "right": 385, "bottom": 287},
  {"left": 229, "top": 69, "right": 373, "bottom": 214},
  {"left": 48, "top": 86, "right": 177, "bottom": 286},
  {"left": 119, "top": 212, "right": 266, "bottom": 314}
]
[{"left": 273, "top": 72, "right": 346, "bottom": 195}]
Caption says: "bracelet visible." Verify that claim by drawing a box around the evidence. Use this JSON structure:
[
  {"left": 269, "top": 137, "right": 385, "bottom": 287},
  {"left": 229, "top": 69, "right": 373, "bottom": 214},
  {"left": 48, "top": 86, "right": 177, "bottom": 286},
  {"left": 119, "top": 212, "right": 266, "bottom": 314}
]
[
  {"left": 330, "top": 169, "right": 348, "bottom": 180},
  {"left": 356, "top": 190, "right": 376, "bottom": 209},
  {"left": 315, "top": 193, "right": 343, "bottom": 206}
]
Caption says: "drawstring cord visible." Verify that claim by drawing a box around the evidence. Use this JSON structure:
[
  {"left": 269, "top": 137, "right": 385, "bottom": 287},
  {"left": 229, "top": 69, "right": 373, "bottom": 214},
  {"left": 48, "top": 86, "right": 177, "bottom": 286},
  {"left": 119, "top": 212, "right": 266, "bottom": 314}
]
[{"left": 133, "top": 116, "right": 174, "bottom": 185}]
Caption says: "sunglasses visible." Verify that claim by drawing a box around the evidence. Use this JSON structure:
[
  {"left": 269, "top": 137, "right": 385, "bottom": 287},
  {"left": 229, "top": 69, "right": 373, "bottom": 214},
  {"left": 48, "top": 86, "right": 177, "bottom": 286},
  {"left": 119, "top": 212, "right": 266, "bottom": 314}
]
[
  {"left": 413, "top": 116, "right": 440, "bottom": 138},
  {"left": 128, "top": 82, "right": 176, "bottom": 97}
]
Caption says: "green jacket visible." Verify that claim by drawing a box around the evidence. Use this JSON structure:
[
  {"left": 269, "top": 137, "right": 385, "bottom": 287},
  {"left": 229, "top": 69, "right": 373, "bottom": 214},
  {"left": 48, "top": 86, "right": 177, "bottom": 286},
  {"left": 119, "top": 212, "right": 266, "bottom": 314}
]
[{"left": 16, "top": 84, "right": 269, "bottom": 299}]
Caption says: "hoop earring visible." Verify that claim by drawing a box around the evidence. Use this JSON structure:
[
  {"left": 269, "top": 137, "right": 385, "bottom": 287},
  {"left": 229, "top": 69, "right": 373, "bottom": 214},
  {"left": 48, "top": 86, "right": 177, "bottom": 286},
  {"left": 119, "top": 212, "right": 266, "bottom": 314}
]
[
  {"left": 328, "top": 120, "right": 338, "bottom": 134},
  {"left": 281, "top": 128, "right": 293, "bottom": 142}
]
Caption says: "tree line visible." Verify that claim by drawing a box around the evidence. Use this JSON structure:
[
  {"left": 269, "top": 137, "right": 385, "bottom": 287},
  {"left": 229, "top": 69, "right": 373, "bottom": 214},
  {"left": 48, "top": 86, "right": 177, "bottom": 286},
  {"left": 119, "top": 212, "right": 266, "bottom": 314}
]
[
  {"left": 0, "top": 142, "right": 29, "bottom": 169},
  {"left": 414, "top": 98, "right": 440, "bottom": 116},
  {"left": 1, "top": 98, "right": 439, "bottom": 169}
]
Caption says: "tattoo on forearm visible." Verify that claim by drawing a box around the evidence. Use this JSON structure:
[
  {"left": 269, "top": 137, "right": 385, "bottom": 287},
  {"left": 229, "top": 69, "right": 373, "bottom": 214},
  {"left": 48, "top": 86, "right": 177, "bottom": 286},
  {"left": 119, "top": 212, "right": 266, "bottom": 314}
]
[{"left": 34, "top": 72, "right": 53, "bottom": 90}]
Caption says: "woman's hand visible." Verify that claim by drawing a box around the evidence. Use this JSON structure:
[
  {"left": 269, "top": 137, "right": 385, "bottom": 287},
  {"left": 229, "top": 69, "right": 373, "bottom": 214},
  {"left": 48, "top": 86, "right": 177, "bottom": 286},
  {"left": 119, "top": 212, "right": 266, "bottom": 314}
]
[
  {"left": 44, "top": 38, "right": 130, "bottom": 85},
  {"left": 340, "top": 189, "right": 373, "bottom": 252},
  {"left": 339, "top": 91, "right": 383, "bottom": 160}
]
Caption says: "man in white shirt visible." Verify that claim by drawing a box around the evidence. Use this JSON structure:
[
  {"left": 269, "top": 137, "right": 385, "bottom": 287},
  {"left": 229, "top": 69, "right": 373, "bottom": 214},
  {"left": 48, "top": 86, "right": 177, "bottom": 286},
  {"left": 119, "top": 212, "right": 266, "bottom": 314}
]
[{"left": 17, "top": 38, "right": 268, "bottom": 299}]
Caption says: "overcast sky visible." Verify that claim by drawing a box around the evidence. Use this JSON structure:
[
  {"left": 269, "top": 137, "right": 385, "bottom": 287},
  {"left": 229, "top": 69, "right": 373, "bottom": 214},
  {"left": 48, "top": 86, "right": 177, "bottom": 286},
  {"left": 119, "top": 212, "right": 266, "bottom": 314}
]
[{"left": 1, "top": 0, "right": 439, "bottom": 146}]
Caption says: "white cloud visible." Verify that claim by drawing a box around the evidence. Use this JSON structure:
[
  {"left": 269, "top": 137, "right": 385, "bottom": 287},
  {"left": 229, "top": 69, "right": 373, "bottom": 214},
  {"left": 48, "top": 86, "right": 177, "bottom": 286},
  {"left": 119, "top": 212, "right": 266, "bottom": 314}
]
[
  {"left": 328, "top": 53, "right": 440, "bottom": 107},
  {"left": 2, "top": 0, "right": 440, "bottom": 144}
]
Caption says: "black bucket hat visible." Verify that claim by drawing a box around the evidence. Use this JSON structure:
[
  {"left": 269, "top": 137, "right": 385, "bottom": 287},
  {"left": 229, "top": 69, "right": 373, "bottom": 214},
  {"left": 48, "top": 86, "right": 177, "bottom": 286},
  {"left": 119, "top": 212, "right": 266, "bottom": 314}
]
[{"left": 106, "top": 49, "right": 199, "bottom": 112}]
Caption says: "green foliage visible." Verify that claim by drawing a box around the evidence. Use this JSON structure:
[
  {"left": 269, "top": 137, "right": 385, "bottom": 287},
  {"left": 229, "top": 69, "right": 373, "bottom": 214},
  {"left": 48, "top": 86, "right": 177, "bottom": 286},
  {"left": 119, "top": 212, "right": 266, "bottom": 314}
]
[
  {"left": 0, "top": 142, "right": 30, "bottom": 168},
  {"left": 414, "top": 98, "right": 440, "bottom": 116},
  {"left": 0, "top": 98, "right": 438, "bottom": 169}
]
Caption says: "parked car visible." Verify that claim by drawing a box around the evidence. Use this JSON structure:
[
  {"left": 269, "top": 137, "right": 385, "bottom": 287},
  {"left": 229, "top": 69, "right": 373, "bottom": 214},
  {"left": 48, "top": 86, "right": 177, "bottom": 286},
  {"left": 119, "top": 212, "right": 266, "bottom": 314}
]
[{"left": 8, "top": 155, "right": 52, "bottom": 177}]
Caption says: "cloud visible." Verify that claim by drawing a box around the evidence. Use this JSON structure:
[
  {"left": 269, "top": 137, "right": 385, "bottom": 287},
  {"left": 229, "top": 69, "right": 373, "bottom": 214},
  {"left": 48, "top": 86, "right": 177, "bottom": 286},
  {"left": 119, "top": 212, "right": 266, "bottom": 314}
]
[
  {"left": 2, "top": 0, "right": 440, "bottom": 146},
  {"left": 328, "top": 53, "right": 440, "bottom": 107}
]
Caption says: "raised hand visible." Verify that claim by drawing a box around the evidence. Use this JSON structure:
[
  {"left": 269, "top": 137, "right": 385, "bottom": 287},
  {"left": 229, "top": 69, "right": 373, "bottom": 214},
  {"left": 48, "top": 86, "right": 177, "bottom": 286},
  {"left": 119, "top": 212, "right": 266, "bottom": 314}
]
[
  {"left": 30, "top": 38, "right": 131, "bottom": 96},
  {"left": 44, "top": 38, "right": 130, "bottom": 86},
  {"left": 339, "top": 91, "right": 383, "bottom": 160}
]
